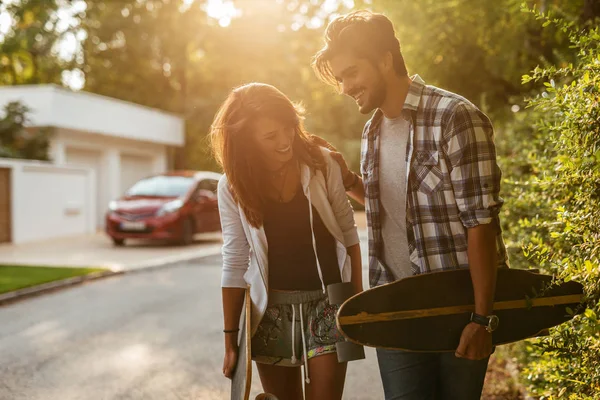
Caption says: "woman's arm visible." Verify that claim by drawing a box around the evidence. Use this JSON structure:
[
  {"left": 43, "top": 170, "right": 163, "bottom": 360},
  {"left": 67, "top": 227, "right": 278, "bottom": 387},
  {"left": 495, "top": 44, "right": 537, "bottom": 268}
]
[
  {"left": 217, "top": 176, "right": 251, "bottom": 378},
  {"left": 222, "top": 287, "right": 245, "bottom": 378},
  {"left": 347, "top": 243, "right": 363, "bottom": 294}
]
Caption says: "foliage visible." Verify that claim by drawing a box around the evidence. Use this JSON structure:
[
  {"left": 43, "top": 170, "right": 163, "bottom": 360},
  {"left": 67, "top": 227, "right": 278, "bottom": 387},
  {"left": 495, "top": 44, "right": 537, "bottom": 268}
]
[
  {"left": 499, "top": 9, "right": 600, "bottom": 398},
  {"left": 79, "top": 0, "right": 366, "bottom": 171},
  {"left": 0, "top": 0, "right": 71, "bottom": 85},
  {"left": 368, "top": 0, "right": 582, "bottom": 121},
  {"left": 0, "top": 101, "right": 51, "bottom": 161}
]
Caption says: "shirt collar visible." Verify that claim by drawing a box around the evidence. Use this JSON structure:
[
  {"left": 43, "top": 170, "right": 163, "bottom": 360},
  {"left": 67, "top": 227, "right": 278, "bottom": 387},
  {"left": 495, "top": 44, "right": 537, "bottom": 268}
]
[
  {"left": 403, "top": 74, "right": 425, "bottom": 112},
  {"left": 368, "top": 74, "right": 426, "bottom": 138}
]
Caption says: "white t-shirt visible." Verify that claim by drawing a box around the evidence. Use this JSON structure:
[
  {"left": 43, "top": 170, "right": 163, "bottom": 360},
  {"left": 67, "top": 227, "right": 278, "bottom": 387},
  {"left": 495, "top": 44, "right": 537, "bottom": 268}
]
[{"left": 379, "top": 113, "right": 413, "bottom": 280}]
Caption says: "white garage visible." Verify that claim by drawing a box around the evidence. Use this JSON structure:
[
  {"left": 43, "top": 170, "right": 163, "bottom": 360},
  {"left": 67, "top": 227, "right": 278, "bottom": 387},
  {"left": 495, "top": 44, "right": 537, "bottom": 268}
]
[
  {"left": 0, "top": 85, "right": 185, "bottom": 238},
  {"left": 119, "top": 153, "right": 155, "bottom": 195}
]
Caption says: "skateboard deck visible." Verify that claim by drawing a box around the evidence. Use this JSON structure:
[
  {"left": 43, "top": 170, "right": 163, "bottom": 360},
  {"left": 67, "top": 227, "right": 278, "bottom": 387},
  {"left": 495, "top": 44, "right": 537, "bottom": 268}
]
[
  {"left": 231, "top": 288, "right": 252, "bottom": 400},
  {"left": 337, "top": 268, "right": 585, "bottom": 352}
]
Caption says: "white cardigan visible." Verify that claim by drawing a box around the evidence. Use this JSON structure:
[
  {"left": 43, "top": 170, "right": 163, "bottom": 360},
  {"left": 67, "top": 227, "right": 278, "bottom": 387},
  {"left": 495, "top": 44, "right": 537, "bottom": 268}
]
[{"left": 218, "top": 148, "right": 360, "bottom": 335}]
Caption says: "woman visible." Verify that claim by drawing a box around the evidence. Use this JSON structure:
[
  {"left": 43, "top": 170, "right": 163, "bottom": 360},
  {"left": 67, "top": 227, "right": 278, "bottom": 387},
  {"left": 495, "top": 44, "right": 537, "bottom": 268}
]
[{"left": 211, "top": 82, "right": 362, "bottom": 400}]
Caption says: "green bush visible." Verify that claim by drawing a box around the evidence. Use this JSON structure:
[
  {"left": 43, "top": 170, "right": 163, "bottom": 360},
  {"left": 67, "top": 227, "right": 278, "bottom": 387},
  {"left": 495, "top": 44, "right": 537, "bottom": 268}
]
[
  {"left": 0, "top": 101, "right": 50, "bottom": 161},
  {"left": 500, "top": 12, "right": 600, "bottom": 399}
]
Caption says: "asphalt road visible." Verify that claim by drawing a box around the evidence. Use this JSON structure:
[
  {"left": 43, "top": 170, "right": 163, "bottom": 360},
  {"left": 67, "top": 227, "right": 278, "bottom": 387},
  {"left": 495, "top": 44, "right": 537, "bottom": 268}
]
[{"left": 0, "top": 254, "right": 384, "bottom": 400}]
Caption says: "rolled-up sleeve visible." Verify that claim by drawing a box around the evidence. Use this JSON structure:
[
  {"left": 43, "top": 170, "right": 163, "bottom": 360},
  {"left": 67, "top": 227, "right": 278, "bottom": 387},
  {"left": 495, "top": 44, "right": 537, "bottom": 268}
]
[
  {"left": 217, "top": 175, "right": 250, "bottom": 288},
  {"left": 444, "top": 102, "right": 504, "bottom": 229},
  {"left": 324, "top": 151, "right": 360, "bottom": 247}
]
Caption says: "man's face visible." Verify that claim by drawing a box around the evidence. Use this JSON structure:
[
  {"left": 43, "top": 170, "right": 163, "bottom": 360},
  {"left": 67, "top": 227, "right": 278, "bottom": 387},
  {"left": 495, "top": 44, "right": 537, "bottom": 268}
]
[{"left": 329, "top": 51, "right": 387, "bottom": 114}]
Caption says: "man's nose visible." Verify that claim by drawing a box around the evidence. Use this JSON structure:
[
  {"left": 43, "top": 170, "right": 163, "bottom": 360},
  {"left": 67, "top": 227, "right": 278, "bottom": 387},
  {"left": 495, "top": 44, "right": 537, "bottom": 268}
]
[
  {"left": 341, "top": 81, "right": 351, "bottom": 96},
  {"left": 342, "top": 81, "right": 355, "bottom": 97}
]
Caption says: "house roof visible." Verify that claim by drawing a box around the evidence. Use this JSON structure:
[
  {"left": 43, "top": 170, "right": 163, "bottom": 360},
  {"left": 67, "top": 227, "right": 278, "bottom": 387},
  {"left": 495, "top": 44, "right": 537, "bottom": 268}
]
[{"left": 0, "top": 84, "right": 185, "bottom": 147}]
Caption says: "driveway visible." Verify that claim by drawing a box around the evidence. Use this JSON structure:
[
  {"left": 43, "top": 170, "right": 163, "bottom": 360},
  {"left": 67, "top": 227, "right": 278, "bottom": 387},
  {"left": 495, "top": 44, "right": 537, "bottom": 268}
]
[{"left": 0, "top": 232, "right": 223, "bottom": 272}]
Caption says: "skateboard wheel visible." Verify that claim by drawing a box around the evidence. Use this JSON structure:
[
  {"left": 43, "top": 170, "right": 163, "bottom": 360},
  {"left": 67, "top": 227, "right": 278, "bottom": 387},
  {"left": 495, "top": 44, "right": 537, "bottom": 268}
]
[
  {"left": 255, "top": 394, "right": 279, "bottom": 400},
  {"left": 336, "top": 340, "right": 365, "bottom": 362},
  {"left": 328, "top": 282, "right": 355, "bottom": 305}
]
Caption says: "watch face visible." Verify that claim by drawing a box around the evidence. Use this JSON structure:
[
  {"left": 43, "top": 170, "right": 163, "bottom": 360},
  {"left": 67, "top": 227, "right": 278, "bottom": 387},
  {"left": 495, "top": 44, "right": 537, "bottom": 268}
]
[{"left": 488, "top": 315, "right": 500, "bottom": 332}]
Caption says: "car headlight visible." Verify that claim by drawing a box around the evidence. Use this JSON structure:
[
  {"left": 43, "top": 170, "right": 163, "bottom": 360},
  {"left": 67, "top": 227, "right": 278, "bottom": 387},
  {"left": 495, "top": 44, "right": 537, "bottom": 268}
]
[
  {"left": 156, "top": 199, "right": 184, "bottom": 216},
  {"left": 108, "top": 201, "right": 118, "bottom": 211}
]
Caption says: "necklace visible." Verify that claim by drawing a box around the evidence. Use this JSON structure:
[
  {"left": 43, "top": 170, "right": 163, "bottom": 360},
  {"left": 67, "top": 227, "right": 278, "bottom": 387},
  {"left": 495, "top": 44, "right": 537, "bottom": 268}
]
[
  {"left": 274, "top": 163, "right": 291, "bottom": 202},
  {"left": 270, "top": 160, "right": 298, "bottom": 203}
]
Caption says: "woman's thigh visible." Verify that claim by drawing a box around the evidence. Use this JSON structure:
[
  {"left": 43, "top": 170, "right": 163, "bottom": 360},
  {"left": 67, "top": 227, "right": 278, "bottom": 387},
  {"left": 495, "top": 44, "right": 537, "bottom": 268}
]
[
  {"left": 304, "top": 353, "right": 347, "bottom": 400},
  {"left": 256, "top": 362, "right": 303, "bottom": 400}
]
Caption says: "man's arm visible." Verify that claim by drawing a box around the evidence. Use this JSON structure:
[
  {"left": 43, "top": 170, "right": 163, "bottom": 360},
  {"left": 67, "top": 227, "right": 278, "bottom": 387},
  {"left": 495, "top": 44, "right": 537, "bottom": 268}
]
[
  {"left": 338, "top": 157, "right": 365, "bottom": 206},
  {"left": 468, "top": 223, "right": 498, "bottom": 317},
  {"left": 309, "top": 134, "right": 366, "bottom": 205},
  {"left": 444, "top": 102, "right": 503, "bottom": 360},
  {"left": 455, "top": 223, "right": 497, "bottom": 360}
]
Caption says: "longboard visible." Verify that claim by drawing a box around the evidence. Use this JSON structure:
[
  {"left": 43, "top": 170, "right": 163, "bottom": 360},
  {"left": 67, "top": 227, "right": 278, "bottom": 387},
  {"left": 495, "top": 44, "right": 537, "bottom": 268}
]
[
  {"left": 337, "top": 268, "right": 585, "bottom": 352},
  {"left": 231, "top": 288, "right": 252, "bottom": 400},
  {"left": 230, "top": 288, "right": 279, "bottom": 400}
]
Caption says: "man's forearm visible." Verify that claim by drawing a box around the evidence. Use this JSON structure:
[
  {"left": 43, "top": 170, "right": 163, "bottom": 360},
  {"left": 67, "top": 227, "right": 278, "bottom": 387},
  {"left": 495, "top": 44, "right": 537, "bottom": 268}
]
[
  {"left": 467, "top": 223, "right": 498, "bottom": 315},
  {"left": 344, "top": 173, "right": 365, "bottom": 205}
]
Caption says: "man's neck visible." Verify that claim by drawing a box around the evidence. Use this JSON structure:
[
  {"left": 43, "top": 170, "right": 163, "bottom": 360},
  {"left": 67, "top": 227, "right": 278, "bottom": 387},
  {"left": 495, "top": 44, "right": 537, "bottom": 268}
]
[{"left": 380, "top": 75, "right": 412, "bottom": 119}]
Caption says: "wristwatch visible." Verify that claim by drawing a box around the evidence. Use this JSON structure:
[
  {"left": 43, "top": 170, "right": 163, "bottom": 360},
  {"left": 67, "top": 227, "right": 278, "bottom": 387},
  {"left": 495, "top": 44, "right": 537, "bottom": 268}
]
[{"left": 470, "top": 313, "right": 500, "bottom": 333}]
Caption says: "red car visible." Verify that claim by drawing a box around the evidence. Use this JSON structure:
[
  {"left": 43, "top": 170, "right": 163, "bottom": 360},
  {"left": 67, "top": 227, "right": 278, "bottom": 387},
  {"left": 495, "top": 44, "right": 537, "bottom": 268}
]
[{"left": 105, "top": 171, "right": 223, "bottom": 246}]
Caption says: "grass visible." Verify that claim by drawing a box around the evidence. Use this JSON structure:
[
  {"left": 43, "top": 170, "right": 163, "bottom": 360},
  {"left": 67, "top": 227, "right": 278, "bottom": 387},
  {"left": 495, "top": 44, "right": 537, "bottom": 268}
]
[{"left": 0, "top": 265, "right": 107, "bottom": 295}]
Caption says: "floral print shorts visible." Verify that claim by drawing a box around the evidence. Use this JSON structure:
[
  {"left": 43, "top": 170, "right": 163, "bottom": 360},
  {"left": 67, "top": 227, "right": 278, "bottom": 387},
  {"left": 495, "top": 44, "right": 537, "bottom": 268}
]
[{"left": 251, "top": 289, "right": 344, "bottom": 366}]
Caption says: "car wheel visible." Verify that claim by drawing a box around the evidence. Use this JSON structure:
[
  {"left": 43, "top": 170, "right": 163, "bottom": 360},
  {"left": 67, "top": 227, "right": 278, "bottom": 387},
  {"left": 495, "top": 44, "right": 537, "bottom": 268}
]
[
  {"left": 112, "top": 238, "right": 125, "bottom": 246},
  {"left": 180, "top": 218, "right": 194, "bottom": 246}
]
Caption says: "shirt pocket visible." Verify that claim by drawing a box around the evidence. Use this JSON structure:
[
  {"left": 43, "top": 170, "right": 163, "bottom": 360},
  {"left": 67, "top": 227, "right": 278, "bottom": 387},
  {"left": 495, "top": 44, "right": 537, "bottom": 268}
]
[{"left": 412, "top": 150, "right": 443, "bottom": 195}]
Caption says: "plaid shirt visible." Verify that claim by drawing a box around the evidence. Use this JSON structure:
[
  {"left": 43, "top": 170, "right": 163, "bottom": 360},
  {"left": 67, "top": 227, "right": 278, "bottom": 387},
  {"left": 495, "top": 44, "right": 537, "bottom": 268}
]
[{"left": 361, "top": 75, "right": 509, "bottom": 287}]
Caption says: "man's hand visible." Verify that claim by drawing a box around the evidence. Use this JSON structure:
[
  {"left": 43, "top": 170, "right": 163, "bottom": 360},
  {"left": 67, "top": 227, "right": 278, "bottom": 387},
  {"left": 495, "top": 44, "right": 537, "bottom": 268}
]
[
  {"left": 455, "top": 322, "right": 493, "bottom": 360},
  {"left": 222, "top": 346, "right": 238, "bottom": 379},
  {"left": 309, "top": 133, "right": 365, "bottom": 204},
  {"left": 309, "top": 134, "right": 353, "bottom": 182}
]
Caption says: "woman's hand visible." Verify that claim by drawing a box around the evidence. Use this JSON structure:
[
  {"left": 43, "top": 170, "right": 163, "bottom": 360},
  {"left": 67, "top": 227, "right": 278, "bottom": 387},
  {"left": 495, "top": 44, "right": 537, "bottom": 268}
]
[{"left": 222, "top": 345, "right": 239, "bottom": 379}]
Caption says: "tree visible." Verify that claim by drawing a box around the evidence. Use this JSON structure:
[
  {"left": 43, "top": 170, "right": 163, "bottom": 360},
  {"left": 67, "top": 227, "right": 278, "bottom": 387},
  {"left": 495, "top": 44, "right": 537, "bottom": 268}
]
[
  {"left": 367, "top": 0, "right": 582, "bottom": 120},
  {"left": 0, "top": 101, "right": 51, "bottom": 161},
  {"left": 0, "top": 0, "right": 71, "bottom": 85}
]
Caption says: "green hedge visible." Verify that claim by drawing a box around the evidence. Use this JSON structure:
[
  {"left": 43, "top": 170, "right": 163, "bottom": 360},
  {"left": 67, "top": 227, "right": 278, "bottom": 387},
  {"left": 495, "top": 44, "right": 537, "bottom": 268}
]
[{"left": 499, "top": 12, "right": 600, "bottom": 399}]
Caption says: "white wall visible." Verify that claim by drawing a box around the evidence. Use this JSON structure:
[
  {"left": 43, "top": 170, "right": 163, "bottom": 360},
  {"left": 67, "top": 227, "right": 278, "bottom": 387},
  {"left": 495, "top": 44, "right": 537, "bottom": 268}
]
[
  {"left": 0, "top": 85, "right": 185, "bottom": 146},
  {"left": 52, "top": 128, "right": 168, "bottom": 227},
  {"left": 0, "top": 159, "right": 95, "bottom": 244}
]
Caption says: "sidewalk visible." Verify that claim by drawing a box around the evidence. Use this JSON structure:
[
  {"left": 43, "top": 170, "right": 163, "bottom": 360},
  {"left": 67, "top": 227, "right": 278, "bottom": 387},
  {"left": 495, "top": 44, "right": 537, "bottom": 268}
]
[
  {"left": 1, "top": 212, "right": 365, "bottom": 272},
  {"left": 0, "top": 232, "right": 223, "bottom": 272},
  {"left": 0, "top": 212, "right": 366, "bottom": 304}
]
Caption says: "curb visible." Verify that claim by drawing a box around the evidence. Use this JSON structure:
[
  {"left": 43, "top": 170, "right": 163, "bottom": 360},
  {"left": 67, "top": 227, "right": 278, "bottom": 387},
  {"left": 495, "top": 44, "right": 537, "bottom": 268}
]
[{"left": 0, "top": 251, "right": 222, "bottom": 306}]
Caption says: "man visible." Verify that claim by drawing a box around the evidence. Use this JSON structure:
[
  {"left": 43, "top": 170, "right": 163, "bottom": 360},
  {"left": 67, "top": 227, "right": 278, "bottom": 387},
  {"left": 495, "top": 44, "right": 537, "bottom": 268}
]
[{"left": 311, "top": 10, "right": 509, "bottom": 400}]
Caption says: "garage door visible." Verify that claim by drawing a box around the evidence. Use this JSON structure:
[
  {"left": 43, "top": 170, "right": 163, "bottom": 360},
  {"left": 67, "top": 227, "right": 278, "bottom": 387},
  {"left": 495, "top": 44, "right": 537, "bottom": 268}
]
[
  {"left": 66, "top": 148, "right": 104, "bottom": 229},
  {"left": 120, "top": 154, "right": 155, "bottom": 194},
  {"left": 0, "top": 168, "right": 11, "bottom": 243}
]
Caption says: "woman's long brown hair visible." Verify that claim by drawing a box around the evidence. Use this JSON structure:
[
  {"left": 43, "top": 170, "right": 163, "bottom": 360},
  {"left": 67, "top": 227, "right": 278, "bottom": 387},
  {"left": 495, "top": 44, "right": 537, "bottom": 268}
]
[{"left": 210, "top": 83, "right": 326, "bottom": 228}]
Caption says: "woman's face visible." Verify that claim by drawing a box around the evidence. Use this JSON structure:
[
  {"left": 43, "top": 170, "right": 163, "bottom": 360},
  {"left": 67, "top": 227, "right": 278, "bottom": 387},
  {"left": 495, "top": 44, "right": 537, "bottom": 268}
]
[{"left": 251, "top": 116, "right": 295, "bottom": 169}]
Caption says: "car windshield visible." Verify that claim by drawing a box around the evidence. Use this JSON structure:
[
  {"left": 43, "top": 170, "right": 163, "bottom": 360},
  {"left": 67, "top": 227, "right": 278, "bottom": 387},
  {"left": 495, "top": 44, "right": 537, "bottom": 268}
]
[{"left": 126, "top": 176, "right": 194, "bottom": 197}]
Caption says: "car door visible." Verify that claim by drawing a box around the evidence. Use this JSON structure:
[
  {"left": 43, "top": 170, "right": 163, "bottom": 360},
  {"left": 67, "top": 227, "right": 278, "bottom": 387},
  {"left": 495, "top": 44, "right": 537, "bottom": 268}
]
[{"left": 192, "top": 179, "right": 219, "bottom": 232}]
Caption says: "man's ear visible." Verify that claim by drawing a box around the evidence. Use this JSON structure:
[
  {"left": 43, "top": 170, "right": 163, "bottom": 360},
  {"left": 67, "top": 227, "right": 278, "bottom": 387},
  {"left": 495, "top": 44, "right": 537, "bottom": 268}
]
[{"left": 378, "top": 51, "right": 394, "bottom": 75}]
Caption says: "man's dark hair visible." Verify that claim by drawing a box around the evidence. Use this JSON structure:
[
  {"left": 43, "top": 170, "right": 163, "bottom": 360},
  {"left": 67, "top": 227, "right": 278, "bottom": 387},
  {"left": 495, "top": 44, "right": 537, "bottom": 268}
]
[{"left": 312, "top": 10, "right": 408, "bottom": 87}]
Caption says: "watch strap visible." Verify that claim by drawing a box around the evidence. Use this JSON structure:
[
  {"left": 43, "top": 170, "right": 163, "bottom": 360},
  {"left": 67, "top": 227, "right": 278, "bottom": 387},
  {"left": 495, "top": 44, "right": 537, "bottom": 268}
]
[{"left": 470, "top": 312, "right": 490, "bottom": 327}]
